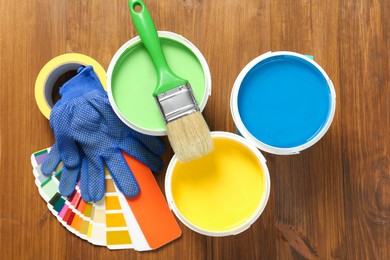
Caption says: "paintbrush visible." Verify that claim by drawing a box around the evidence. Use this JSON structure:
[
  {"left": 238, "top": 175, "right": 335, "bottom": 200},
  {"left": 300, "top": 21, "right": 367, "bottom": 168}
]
[{"left": 128, "top": 0, "right": 213, "bottom": 162}]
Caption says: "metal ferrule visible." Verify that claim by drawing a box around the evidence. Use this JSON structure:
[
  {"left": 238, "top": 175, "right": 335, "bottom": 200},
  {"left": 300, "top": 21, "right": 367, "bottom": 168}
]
[{"left": 155, "top": 83, "right": 200, "bottom": 123}]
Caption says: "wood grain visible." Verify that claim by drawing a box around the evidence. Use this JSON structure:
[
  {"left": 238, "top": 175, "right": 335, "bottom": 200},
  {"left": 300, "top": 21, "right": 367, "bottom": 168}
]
[{"left": 0, "top": 0, "right": 389, "bottom": 259}]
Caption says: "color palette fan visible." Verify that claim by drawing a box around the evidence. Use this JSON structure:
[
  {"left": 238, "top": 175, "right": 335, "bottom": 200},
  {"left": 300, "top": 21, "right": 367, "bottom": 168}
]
[{"left": 31, "top": 148, "right": 181, "bottom": 251}]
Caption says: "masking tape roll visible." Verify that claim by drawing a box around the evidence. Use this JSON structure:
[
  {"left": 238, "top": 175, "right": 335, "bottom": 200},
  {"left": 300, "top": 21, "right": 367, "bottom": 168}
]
[{"left": 35, "top": 53, "right": 107, "bottom": 119}]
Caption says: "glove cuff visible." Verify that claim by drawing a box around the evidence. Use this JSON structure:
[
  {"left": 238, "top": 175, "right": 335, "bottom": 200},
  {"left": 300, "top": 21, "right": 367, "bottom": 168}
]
[{"left": 59, "top": 66, "right": 104, "bottom": 103}]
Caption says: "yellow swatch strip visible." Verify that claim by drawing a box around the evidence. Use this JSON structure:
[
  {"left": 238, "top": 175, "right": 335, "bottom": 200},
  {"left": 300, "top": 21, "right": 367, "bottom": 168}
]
[{"left": 105, "top": 173, "right": 132, "bottom": 249}]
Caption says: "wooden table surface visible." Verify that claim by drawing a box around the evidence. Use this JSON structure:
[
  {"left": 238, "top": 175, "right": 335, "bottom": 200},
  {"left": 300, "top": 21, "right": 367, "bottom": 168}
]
[{"left": 1, "top": 0, "right": 389, "bottom": 259}]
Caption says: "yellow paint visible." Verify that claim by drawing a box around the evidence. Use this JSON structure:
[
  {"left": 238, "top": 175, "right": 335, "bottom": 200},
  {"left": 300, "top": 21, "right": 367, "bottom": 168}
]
[
  {"left": 106, "top": 213, "right": 127, "bottom": 228},
  {"left": 105, "top": 195, "right": 121, "bottom": 210},
  {"left": 79, "top": 220, "right": 90, "bottom": 236},
  {"left": 171, "top": 137, "right": 265, "bottom": 232},
  {"left": 87, "top": 223, "right": 93, "bottom": 238},
  {"left": 104, "top": 167, "right": 110, "bottom": 176},
  {"left": 105, "top": 179, "right": 116, "bottom": 193},
  {"left": 84, "top": 203, "right": 93, "bottom": 218},
  {"left": 107, "top": 230, "right": 132, "bottom": 245}
]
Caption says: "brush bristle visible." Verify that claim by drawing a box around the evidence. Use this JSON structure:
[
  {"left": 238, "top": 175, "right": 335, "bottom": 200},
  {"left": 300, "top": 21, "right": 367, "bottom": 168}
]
[{"left": 167, "top": 112, "right": 213, "bottom": 162}]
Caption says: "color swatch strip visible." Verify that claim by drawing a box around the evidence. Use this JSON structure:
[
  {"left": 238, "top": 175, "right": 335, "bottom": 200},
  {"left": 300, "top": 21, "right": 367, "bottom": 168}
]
[
  {"left": 104, "top": 170, "right": 133, "bottom": 250},
  {"left": 32, "top": 149, "right": 106, "bottom": 246},
  {"left": 31, "top": 148, "right": 181, "bottom": 250}
]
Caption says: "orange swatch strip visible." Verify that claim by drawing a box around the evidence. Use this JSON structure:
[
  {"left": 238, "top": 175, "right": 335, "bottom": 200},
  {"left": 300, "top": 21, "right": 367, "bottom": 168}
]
[{"left": 122, "top": 152, "right": 181, "bottom": 249}]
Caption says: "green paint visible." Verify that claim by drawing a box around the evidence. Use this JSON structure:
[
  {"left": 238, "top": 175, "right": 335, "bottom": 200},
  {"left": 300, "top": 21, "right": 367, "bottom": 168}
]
[
  {"left": 111, "top": 37, "right": 206, "bottom": 132},
  {"left": 49, "top": 193, "right": 61, "bottom": 207},
  {"left": 48, "top": 192, "right": 66, "bottom": 213},
  {"left": 34, "top": 149, "right": 48, "bottom": 156},
  {"left": 41, "top": 178, "right": 58, "bottom": 199},
  {"left": 53, "top": 196, "right": 66, "bottom": 213}
]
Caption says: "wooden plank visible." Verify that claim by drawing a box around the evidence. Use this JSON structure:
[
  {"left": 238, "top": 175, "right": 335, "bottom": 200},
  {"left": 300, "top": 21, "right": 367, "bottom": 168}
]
[
  {"left": 340, "top": 0, "right": 390, "bottom": 259},
  {"left": 0, "top": 0, "right": 67, "bottom": 259},
  {"left": 201, "top": 0, "right": 275, "bottom": 259},
  {"left": 270, "top": 0, "right": 345, "bottom": 259},
  {"left": 1, "top": 0, "right": 389, "bottom": 259}
]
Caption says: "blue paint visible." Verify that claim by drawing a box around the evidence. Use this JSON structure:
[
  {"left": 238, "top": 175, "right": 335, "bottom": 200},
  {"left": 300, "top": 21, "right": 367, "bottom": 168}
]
[{"left": 237, "top": 55, "right": 332, "bottom": 148}]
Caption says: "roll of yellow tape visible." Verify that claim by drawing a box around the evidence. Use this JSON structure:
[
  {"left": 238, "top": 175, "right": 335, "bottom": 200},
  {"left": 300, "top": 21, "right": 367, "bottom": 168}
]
[{"left": 35, "top": 53, "right": 107, "bottom": 119}]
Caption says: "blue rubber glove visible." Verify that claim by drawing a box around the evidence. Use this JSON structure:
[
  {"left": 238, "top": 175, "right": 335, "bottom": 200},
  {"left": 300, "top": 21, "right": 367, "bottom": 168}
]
[{"left": 41, "top": 66, "right": 165, "bottom": 202}]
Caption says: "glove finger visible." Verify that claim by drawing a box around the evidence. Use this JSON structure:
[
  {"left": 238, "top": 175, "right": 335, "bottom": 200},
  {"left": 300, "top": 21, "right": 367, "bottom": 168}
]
[
  {"left": 49, "top": 104, "right": 81, "bottom": 168},
  {"left": 119, "top": 138, "right": 163, "bottom": 172},
  {"left": 41, "top": 144, "right": 61, "bottom": 175},
  {"left": 79, "top": 156, "right": 92, "bottom": 203},
  {"left": 85, "top": 157, "right": 105, "bottom": 203},
  {"left": 126, "top": 131, "right": 165, "bottom": 156},
  {"left": 104, "top": 152, "right": 140, "bottom": 198},
  {"left": 56, "top": 135, "right": 81, "bottom": 169},
  {"left": 58, "top": 165, "right": 80, "bottom": 197}
]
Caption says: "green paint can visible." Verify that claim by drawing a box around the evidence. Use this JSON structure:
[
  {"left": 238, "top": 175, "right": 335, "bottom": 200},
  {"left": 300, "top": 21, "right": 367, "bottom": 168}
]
[{"left": 107, "top": 31, "right": 211, "bottom": 136}]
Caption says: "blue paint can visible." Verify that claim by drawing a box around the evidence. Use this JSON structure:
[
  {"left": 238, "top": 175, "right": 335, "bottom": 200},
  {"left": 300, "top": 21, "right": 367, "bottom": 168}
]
[{"left": 230, "top": 52, "right": 336, "bottom": 155}]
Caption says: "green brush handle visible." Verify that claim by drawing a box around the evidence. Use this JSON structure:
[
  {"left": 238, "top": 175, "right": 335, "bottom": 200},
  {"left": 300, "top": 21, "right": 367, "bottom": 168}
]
[{"left": 128, "top": 0, "right": 188, "bottom": 96}]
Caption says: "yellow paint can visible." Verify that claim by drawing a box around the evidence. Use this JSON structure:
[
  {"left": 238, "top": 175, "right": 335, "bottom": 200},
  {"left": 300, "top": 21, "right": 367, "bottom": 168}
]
[{"left": 165, "top": 132, "right": 270, "bottom": 236}]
